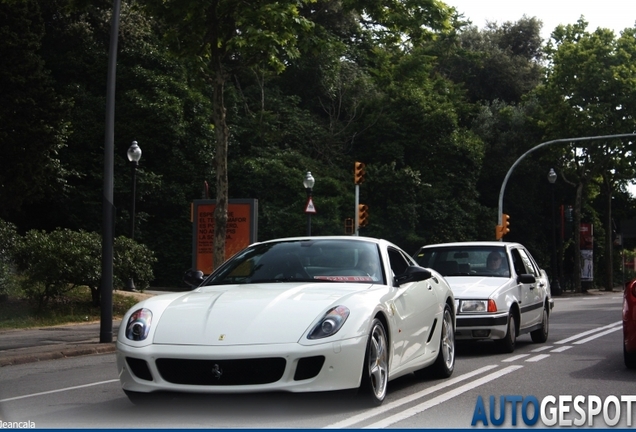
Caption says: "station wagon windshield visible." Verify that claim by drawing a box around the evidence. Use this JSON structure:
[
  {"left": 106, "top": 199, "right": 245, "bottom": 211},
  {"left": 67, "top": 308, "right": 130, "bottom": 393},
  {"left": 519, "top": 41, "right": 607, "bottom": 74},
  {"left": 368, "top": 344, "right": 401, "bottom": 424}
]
[{"left": 414, "top": 246, "right": 510, "bottom": 278}]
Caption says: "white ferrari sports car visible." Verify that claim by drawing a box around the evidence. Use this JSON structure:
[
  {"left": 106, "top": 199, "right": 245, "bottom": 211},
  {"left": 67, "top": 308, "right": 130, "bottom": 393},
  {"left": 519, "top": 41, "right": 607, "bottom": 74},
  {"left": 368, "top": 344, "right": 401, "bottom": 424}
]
[{"left": 116, "top": 236, "right": 456, "bottom": 405}]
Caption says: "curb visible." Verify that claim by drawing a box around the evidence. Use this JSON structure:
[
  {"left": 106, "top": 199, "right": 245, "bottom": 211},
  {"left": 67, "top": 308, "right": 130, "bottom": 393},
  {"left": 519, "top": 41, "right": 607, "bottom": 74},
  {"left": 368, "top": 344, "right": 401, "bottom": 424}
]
[
  {"left": 0, "top": 343, "right": 116, "bottom": 367},
  {"left": 555, "top": 289, "right": 623, "bottom": 298}
]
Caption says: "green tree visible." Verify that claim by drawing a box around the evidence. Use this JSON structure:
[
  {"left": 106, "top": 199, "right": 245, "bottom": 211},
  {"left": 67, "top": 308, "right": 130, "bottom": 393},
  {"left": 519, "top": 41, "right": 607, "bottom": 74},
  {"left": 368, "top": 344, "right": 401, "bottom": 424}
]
[
  {"left": 435, "top": 16, "right": 544, "bottom": 104},
  {"left": 0, "top": 0, "right": 71, "bottom": 218},
  {"left": 138, "top": 0, "right": 316, "bottom": 271},
  {"left": 29, "top": 0, "right": 215, "bottom": 285},
  {"left": 535, "top": 20, "right": 636, "bottom": 291}
]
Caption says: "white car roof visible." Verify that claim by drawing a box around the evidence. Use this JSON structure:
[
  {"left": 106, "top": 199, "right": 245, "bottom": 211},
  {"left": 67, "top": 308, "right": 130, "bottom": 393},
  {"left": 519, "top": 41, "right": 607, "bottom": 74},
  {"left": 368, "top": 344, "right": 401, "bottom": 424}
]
[
  {"left": 254, "top": 236, "right": 399, "bottom": 249},
  {"left": 420, "top": 241, "right": 524, "bottom": 249}
]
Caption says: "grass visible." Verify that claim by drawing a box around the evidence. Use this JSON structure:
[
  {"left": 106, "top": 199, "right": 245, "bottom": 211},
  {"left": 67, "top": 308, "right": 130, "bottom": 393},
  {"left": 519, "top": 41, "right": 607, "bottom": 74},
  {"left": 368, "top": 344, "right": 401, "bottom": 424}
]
[{"left": 0, "top": 285, "right": 141, "bottom": 330}]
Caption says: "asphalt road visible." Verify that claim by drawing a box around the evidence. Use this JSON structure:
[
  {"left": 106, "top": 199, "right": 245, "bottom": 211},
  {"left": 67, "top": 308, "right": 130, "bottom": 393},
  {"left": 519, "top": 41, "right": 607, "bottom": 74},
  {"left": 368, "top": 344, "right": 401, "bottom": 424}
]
[{"left": 1, "top": 291, "right": 634, "bottom": 428}]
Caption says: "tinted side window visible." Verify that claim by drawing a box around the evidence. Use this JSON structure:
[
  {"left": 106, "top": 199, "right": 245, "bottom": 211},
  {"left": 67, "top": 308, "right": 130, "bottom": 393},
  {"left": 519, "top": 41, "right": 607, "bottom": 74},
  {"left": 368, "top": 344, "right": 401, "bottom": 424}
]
[
  {"left": 388, "top": 247, "right": 410, "bottom": 276},
  {"left": 517, "top": 249, "right": 539, "bottom": 276},
  {"left": 510, "top": 249, "right": 526, "bottom": 275}
]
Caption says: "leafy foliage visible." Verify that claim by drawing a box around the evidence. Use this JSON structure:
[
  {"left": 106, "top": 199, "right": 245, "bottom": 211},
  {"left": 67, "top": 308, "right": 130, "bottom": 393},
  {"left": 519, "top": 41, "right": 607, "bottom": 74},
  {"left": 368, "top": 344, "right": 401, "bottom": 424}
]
[
  {"left": 0, "top": 0, "right": 71, "bottom": 217},
  {"left": 13, "top": 228, "right": 156, "bottom": 308},
  {"left": 1, "top": 0, "right": 635, "bottom": 296},
  {"left": 0, "top": 219, "right": 20, "bottom": 301}
]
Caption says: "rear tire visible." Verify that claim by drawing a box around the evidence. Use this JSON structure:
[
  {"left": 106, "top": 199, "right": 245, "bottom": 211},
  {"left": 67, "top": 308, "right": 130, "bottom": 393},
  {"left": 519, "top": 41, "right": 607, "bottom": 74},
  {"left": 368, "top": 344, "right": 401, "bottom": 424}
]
[
  {"left": 359, "top": 318, "right": 389, "bottom": 406},
  {"left": 496, "top": 313, "right": 516, "bottom": 353},
  {"left": 415, "top": 304, "right": 455, "bottom": 379},
  {"left": 530, "top": 305, "right": 549, "bottom": 343}
]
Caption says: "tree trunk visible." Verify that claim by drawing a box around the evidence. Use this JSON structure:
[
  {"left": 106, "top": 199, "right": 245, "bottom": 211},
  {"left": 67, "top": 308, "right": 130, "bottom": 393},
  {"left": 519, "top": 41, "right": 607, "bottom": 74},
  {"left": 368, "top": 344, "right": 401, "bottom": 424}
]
[
  {"left": 573, "top": 182, "right": 583, "bottom": 293},
  {"left": 212, "top": 63, "right": 229, "bottom": 271}
]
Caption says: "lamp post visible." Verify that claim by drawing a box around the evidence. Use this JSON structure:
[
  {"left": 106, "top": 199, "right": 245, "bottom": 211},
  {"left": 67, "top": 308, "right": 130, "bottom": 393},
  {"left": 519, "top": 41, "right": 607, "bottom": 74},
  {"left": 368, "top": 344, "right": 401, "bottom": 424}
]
[
  {"left": 125, "top": 141, "right": 142, "bottom": 291},
  {"left": 548, "top": 168, "right": 562, "bottom": 295},
  {"left": 303, "top": 172, "right": 315, "bottom": 236}
]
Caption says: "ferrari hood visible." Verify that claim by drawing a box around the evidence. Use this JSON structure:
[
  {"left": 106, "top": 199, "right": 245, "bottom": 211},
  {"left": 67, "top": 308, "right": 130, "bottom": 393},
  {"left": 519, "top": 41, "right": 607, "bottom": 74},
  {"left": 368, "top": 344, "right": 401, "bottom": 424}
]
[
  {"left": 444, "top": 276, "right": 509, "bottom": 299},
  {"left": 152, "top": 282, "right": 371, "bottom": 346}
]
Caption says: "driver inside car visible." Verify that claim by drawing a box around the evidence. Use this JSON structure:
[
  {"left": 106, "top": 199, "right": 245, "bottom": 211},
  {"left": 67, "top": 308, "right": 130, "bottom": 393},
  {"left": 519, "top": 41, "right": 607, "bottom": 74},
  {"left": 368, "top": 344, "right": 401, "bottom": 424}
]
[
  {"left": 356, "top": 249, "right": 382, "bottom": 281},
  {"left": 486, "top": 251, "right": 508, "bottom": 276}
]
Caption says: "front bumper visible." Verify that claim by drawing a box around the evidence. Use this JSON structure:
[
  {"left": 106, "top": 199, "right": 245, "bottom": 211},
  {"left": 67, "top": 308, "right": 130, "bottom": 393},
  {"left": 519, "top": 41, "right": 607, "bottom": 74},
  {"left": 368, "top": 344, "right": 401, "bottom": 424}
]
[
  {"left": 116, "top": 336, "right": 367, "bottom": 394},
  {"left": 624, "top": 318, "right": 636, "bottom": 353},
  {"left": 455, "top": 312, "right": 509, "bottom": 340}
]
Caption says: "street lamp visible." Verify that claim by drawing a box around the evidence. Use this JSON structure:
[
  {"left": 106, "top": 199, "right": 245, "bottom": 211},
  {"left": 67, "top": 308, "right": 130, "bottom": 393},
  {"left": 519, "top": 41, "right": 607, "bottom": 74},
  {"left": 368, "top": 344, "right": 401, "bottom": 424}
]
[
  {"left": 125, "top": 141, "right": 142, "bottom": 291},
  {"left": 547, "top": 168, "right": 562, "bottom": 295},
  {"left": 303, "top": 172, "right": 315, "bottom": 236}
]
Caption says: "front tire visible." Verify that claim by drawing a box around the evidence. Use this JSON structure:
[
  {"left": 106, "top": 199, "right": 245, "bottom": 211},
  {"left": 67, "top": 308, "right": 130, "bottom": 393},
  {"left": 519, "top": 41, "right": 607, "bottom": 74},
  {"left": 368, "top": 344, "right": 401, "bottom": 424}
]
[
  {"left": 625, "top": 343, "right": 636, "bottom": 369},
  {"left": 530, "top": 305, "right": 549, "bottom": 343},
  {"left": 496, "top": 312, "right": 516, "bottom": 353},
  {"left": 359, "top": 318, "right": 389, "bottom": 406}
]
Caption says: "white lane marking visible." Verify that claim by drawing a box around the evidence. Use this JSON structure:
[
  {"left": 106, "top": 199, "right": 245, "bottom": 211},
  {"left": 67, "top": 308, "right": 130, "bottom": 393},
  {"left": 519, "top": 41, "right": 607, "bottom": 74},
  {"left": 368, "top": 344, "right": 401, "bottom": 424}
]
[
  {"left": 555, "top": 321, "right": 622, "bottom": 344},
  {"left": 531, "top": 346, "right": 553, "bottom": 352},
  {"left": 324, "top": 365, "right": 499, "bottom": 429},
  {"left": 551, "top": 345, "right": 572, "bottom": 353},
  {"left": 573, "top": 326, "right": 622, "bottom": 344},
  {"left": 364, "top": 366, "right": 524, "bottom": 429},
  {"left": 0, "top": 379, "right": 119, "bottom": 403},
  {"left": 502, "top": 354, "right": 529, "bottom": 362},
  {"left": 525, "top": 354, "right": 550, "bottom": 362}
]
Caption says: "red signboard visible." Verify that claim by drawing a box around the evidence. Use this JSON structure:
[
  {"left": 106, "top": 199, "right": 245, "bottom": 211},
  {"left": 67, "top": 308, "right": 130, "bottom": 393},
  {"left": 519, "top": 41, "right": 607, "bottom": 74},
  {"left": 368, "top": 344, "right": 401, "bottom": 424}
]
[
  {"left": 193, "top": 199, "right": 258, "bottom": 274},
  {"left": 580, "top": 223, "right": 593, "bottom": 250}
]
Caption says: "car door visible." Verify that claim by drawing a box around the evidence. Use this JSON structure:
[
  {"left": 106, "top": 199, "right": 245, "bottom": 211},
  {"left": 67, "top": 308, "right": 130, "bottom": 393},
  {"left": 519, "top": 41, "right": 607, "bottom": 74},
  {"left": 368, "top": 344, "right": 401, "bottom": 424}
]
[
  {"left": 511, "top": 247, "right": 543, "bottom": 328},
  {"left": 388, "top": 247, "right": 439, "bottom": 369}
]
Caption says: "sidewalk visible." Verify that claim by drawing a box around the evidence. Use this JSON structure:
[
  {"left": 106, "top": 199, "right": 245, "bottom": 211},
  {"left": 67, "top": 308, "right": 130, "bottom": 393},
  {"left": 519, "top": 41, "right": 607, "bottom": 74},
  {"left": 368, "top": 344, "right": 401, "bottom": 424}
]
[
  {"left": 0, "top": 290, "right": 159, "bottom": 367},
  {"left": 0, "top": 288, "right": 623, "bottom": 367}
]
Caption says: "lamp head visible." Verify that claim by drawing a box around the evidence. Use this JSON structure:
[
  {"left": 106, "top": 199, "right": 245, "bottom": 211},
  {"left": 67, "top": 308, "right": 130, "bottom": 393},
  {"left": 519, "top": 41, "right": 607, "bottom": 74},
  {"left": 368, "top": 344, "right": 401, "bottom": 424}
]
[
  {"left": 127, "top": 141, "right": 142, "bottom": 163},
  {"left": 303, "top": 171, "right": 315, "bottom": 189}
]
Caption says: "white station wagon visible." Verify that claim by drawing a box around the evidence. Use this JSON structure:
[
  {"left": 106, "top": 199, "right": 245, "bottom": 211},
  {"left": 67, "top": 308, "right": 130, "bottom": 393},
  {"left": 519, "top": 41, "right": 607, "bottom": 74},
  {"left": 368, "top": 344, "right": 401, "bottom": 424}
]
[{"left": 413, "top": 241, "right": 553, "bottom": 352}]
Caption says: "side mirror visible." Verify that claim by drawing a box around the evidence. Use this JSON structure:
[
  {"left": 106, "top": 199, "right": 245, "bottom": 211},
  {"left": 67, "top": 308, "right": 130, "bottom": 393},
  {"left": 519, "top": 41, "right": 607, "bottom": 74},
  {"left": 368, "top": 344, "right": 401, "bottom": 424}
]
[
  {"left": 517, "top": 273, "right": 536, "bottom": 284},
  {"left": 183, "top": 268, "right": 205, "bottom": 287},
  {"left": 396, "top": 266, "right": 432, "bottom": 286}
]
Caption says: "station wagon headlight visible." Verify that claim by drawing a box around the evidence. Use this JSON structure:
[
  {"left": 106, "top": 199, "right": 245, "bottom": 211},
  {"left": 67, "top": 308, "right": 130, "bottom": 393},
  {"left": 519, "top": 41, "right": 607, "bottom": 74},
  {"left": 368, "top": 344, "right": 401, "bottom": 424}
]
[
  {"left": 125, "top": 308, "right": 152, "bottom": 341},
  {"left": 308, "top": 306, "right": 350, "bottom": 339},
  {"left": 460, "top": 299, "right": 497, "bottom": 313}
]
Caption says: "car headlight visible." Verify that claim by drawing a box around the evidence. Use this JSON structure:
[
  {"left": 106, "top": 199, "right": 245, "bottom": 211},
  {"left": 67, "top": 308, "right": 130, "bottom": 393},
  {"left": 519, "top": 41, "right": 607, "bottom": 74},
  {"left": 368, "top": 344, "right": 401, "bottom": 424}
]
[
  {"left": 125, "top": 308, "right": 153, "bottom": 341},
  {"left": 460, "top": 299, "right": 497, "bottom": 313},
  {"left": 308, "top": 306, "right": 350, "bottom": 339}
]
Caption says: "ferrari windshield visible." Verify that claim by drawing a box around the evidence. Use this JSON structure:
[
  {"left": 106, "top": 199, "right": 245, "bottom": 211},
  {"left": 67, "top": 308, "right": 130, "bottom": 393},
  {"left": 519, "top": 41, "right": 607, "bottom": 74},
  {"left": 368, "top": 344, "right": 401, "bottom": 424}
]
[
  {"left": 414, "top": 245, "right": 511, "bottom": 278},
  {"left": 204, "top": 239, "right": 384, "bottom": 285}
]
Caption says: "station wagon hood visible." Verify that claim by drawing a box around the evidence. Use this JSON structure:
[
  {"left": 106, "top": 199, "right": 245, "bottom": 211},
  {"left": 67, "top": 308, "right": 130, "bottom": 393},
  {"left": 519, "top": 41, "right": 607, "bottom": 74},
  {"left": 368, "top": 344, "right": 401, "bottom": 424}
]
[
  {"left": 151, "top": 282, "right": 371, "bottom": 346},
  {"left": 443, "top": 276, "right": 510, "bottom": 299}
]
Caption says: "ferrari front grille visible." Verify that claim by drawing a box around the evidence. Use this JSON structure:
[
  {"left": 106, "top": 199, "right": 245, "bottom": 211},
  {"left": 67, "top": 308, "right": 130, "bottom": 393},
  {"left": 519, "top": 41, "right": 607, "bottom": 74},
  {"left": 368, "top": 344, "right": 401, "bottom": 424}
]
[{"left": 155, "top": 357, "right": 286, "bottom": 385}]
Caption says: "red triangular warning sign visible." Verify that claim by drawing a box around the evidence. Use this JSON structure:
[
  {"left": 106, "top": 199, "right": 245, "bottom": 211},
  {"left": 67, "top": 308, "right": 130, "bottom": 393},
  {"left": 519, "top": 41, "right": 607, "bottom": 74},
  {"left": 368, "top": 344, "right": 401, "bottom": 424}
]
[{"left": 305, "top": 197, "right": 317, "bottom": 214}]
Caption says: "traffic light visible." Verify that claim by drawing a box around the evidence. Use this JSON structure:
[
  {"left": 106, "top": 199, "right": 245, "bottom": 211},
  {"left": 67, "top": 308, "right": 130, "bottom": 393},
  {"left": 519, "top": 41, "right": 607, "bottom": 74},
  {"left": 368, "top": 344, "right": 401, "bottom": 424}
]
[
  {"left": 496, "top": 213, "right": 511, "bottom": 239},
  {"left": 358, "top": 204, "right": 369, "bottom": 227},
  {"left": 345, "top": 218, "right": 354, "bottom": 234},
  {"left": 354, "top": 161, "right": 366, "bottom": 185}
]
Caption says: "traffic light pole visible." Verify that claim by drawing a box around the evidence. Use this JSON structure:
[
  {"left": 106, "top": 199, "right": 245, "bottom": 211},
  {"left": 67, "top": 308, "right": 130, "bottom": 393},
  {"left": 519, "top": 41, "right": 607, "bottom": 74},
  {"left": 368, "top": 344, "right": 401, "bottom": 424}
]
[
  {"left": 497, "top": 133, "right": 636, "bottom": 241},
  {"left": 355, "top": 184, "right": 360, "bottom": 236}
]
